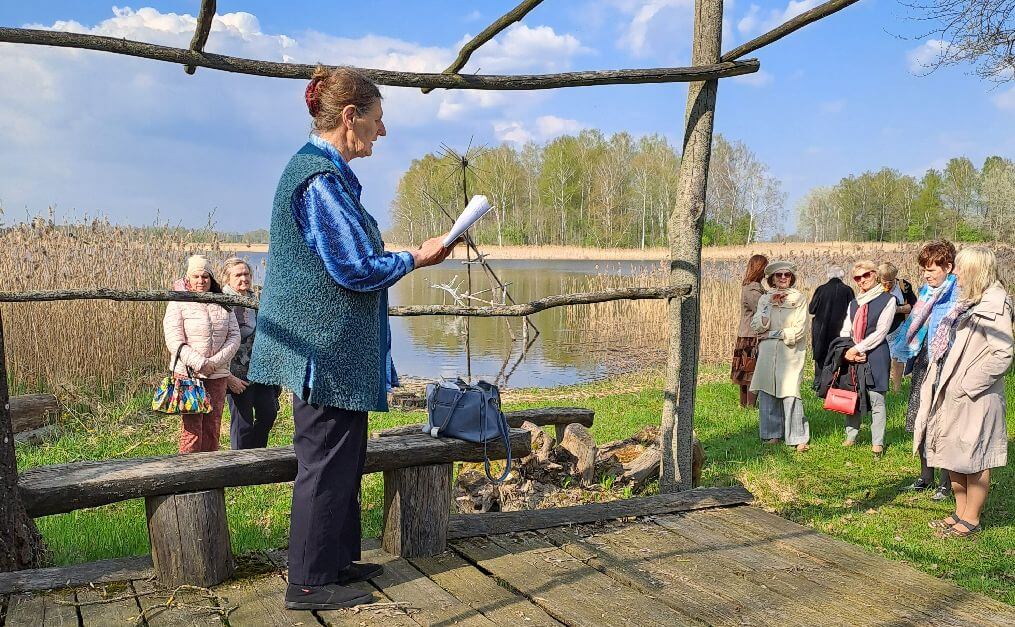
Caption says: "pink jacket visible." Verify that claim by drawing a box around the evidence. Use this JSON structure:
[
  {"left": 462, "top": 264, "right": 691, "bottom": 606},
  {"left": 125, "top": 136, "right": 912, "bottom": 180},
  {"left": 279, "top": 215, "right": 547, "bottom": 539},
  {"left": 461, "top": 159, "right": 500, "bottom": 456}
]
[{"left": 162, "top": 279, "right": 240, "bottom": 379}]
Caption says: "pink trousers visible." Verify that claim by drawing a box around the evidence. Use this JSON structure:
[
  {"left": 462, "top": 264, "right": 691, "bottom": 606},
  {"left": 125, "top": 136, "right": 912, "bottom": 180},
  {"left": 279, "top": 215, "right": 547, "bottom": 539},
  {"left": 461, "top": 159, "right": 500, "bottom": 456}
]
[{"left": 179, "top": 376, "right": 228, "bottom": 453}]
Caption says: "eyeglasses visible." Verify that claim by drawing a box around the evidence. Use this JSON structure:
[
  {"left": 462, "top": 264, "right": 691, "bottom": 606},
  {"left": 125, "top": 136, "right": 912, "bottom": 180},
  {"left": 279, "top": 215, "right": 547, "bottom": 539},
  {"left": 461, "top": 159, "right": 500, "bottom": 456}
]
[
  {"left": 853, "top": 271, "right": 874, "bottom": 282},
  {"left": 773, "top": 272, "right": 793, "bottom": 279}
]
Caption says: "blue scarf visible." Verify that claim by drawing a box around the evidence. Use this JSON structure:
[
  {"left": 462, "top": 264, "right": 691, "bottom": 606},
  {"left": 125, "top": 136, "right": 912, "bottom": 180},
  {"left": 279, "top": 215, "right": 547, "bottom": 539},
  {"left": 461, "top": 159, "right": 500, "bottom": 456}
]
[{"left": 891, "top": 274, "right": 958, "bottom": 361}]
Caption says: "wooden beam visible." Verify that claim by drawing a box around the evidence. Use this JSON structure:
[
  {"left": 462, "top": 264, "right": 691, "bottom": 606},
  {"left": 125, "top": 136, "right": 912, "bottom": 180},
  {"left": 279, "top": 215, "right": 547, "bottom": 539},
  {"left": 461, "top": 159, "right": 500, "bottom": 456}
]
[
  {"left": 422, "top": 0, "right": 545, "bottom": 94},
  {"left": 0, "top": 285, "right": 690, "bottom": 317},
  {"left": 0, "top": 27, "right": 760, "bottom": 89},
  {"left": 0, "top": 555, "right": 153, "bottom": 595},
  {"left": 20, "top": 430, "right": 531, "bottom": 517},
  {"left": 184, "top": 0, "right": 216, "bottom": 74},
  {"left": 661, "top": 0, "right": 723, "bottom": 493},
  {"left": 373, "top": 407, "right": 594, "bottom": 438},
  {"left": 720, "top": 0, "right": 860, "bottom": 62},
  {"left": 10, "top": 394, "right": 59, "bottom": 434},
  {"left": 446, "top": 487, "right": 753, "bottom": 538}
]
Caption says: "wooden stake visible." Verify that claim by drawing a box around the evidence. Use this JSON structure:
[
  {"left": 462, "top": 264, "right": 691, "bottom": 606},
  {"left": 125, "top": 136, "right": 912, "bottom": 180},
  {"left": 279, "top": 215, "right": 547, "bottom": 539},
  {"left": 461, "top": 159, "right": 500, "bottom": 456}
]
[
  {"left": 660, "top": 0, "right": 723, "bottom": 493},
  {"left": 0, "top": 309, "right": 45, "bottom": 571}
]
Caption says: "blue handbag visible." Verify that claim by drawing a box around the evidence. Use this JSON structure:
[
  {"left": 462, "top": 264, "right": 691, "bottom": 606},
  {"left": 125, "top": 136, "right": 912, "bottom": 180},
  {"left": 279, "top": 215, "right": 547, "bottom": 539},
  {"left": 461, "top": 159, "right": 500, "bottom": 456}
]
[{"left": 424, "top": 378, "right": 512, "bottom": 483}]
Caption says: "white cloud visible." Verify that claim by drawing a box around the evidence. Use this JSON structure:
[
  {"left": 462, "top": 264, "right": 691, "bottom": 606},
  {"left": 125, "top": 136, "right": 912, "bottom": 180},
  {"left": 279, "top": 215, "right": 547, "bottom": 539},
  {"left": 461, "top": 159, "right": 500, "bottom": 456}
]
[
  {"left": 993, "top": 86, "right": 1015, "bottom": 111},
  {"left": 907, "top": 39, "right": 947, "bottom": 73},
  {"left": 736, "top": 0, "right": 821, "bottom": 37},
  {"left": 0, "top": 7, "right": 584, "bottom": 229},
  {"left": 819, "top": 99, "right": 846, "bottom": 113},
  {"left": 493, "top": 115, "right": 587, "bottom": 145},
  {"left": 611, "top": 0, "right": 694, "bottom": 59},
  {"left": 730, "top": 69, "right": 774, "bottom": 87}
]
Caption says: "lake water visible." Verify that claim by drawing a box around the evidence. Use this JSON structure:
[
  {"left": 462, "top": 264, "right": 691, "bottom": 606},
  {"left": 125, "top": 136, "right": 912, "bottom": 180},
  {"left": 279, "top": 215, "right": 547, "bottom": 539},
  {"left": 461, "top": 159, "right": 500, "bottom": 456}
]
[{"left": 237, "top": 253, "right": 662, "bottom": 388}]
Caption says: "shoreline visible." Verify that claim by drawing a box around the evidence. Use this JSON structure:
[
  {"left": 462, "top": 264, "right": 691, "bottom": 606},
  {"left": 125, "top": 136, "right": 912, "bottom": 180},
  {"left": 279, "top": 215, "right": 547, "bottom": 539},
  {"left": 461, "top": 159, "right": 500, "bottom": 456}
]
[{"left": 221, "top": 241, "right": 918, "bottom": 261}]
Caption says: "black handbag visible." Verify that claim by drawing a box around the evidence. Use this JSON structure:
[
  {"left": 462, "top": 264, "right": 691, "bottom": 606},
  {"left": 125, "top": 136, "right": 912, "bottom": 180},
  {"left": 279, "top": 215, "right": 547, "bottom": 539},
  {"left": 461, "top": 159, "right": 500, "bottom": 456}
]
[{"left": 424, "top": 378, "right": 512, "bottom": 483}]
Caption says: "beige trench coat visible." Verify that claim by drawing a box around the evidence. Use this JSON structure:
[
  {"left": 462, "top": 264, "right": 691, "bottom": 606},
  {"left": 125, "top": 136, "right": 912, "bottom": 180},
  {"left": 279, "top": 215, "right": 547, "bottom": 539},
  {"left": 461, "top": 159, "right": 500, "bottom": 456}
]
[
  {"left": 913, "top": 282, "right": 1013, "bottom": 474},
  {"left": 749, "top": 289, "right": 808, "bottom": 399}
]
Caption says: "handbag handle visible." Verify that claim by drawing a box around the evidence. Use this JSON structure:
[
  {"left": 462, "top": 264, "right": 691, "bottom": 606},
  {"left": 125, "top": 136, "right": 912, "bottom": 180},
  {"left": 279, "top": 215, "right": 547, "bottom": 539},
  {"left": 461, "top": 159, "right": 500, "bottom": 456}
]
[{"left": 171, "top": 343, "right": 196, "bottom": 379}]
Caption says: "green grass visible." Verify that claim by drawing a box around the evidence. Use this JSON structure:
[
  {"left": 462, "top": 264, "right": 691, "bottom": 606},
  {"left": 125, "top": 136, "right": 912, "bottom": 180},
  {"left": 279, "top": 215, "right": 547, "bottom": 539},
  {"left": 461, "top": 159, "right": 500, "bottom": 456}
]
[{"left": 15, "top": 365, "right": 1014, "bottom": 605}]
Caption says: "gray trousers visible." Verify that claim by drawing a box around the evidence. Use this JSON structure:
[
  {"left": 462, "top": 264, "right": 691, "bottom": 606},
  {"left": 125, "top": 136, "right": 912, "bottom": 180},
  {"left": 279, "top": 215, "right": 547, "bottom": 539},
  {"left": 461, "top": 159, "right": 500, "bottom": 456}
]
[
  {"left": 845, "top": 391, "right": 886, "bottom": 446},
  {"left": 758, "top": 392, "right": 810, "bottom": 445}
]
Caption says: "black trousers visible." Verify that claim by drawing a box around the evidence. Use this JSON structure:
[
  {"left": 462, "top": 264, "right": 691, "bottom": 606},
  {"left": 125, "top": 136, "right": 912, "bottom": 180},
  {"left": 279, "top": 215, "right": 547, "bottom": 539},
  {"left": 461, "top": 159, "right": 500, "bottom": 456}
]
[
  {"left": 227, "top": 382, "right": 280, "bottom": 450},
  {"left": 287, "top": 396, "right": 368, "bottom": 586}
]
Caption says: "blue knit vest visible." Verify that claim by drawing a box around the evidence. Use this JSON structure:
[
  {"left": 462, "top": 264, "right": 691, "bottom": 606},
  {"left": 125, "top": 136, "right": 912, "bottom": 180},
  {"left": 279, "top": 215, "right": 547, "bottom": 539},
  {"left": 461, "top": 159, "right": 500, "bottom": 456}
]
[{"left": 248, "top": 142, "right": 386, "bottom": 411}]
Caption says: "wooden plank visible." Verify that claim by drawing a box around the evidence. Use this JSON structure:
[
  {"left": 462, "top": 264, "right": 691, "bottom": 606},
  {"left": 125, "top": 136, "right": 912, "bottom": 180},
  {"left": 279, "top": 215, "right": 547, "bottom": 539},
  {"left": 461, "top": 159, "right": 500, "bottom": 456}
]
[
  {"left": 214, "top": 574, "right": 310, "bottom": 627},
  {"left": 408, "top": 550, "right": 562, "bottom": 626},
  {"left": 652, "top": 512, "right": 867, "bottom": 626},
  {"left": 362, "top": 545, "right": 495, "bottom": 626},
  {"left": 710, "top": 507, "right": 1015, "bottom": 626},
  {"left": 0, "top": 555, "right": 153, "bottom": 595},
  {"left": 133, "top": 578, "right": 225, "bottom": 627},
  {"left": 452, "top": 532, "right": 696, "bottom": 626},
  {"left": 316, "top": 581, "right": 419, "bottom": 627},
  {"left": 21, "top": 430, "right": 530, "bottom": 517},
  {"left": 373, "top": 407, "right": 594, "bottom": 438},
  {"left": 5, "top": 590, "right": 77, "bottom": 626},
  {"left": 75, "top": 582, "right": 143, "bottom": 626},
  {"left": 447, "top": 486, "right": 751, "bottom": 538},
  {"left": 10, "top": 394, "right": 59, "bottom": 434}
]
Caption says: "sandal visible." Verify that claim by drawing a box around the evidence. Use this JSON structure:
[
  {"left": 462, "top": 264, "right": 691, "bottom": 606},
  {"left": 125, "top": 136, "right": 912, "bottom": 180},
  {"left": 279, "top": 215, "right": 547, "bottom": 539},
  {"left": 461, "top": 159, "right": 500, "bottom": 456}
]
[
  {"left": 944, "top": 518, "right": 982, "bottom": 538},
  {"left": 928, "top": 512, "right": 958, "bottom": 530}
]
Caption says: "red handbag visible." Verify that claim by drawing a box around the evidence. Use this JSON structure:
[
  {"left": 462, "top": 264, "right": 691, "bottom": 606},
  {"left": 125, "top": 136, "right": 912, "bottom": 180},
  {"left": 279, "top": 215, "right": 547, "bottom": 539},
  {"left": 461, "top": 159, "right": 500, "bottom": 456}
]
[{"left": 823, "top": 367, "right": 858, "bottom": 415}]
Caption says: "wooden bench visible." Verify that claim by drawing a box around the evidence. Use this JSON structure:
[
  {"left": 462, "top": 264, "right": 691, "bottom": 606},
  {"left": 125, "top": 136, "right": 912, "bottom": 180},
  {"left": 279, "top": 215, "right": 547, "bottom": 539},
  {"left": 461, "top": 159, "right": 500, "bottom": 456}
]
[
  {"left": 375, "top": 406, "right": 595, "bottom": 444},
  {"left": 18, "top": 430, "right": 530, "bottom": 587}
]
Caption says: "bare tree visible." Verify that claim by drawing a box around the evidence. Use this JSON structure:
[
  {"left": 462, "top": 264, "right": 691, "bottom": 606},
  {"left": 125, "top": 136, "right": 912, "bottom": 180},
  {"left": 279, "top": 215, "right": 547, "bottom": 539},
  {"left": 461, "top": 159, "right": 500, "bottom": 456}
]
[{"left": 906, "top": 0, "right": 1015, "bottom": 81}]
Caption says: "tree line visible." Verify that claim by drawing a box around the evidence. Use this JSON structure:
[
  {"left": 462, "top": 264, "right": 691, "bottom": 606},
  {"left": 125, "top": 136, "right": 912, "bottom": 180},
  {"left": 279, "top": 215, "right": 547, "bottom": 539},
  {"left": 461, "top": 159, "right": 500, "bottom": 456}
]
[
  {"left": 387, "top": 130, "right": 786, "bottom": 248},
  {"left": 796, "top": 156, "right": 1015, "bottom": 244}
]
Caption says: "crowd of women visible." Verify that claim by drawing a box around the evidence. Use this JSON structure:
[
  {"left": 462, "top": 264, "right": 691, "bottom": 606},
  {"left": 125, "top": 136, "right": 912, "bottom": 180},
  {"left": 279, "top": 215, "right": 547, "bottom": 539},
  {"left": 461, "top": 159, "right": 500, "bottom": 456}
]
[{"left": 731, "top": 240, "right": 1013, "bottom": 538}]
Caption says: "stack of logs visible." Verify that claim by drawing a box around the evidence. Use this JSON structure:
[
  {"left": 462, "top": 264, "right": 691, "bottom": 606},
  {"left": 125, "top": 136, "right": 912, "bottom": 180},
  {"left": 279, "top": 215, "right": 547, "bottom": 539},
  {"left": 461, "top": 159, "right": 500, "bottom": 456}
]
[{"left": 455, "top": 424, "right": 704, "bottom": 514}]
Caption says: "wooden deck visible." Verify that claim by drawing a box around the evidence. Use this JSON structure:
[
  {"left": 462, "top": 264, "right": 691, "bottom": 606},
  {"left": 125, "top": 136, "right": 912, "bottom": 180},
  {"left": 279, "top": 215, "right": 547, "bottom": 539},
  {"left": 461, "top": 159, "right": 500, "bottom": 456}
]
[{"left": 3, "top": 505, "right": 1013, "bottom": 626}]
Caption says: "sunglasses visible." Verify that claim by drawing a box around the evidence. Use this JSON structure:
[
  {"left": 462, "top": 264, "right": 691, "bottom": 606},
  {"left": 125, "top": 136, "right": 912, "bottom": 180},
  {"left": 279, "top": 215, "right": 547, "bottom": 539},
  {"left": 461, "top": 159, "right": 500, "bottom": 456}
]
[
  {"left": 773, "top": 272, "right": 793, "bottom": 279},
  {"left": 853, "top": 271, "right": 874, "bottom": 282}
]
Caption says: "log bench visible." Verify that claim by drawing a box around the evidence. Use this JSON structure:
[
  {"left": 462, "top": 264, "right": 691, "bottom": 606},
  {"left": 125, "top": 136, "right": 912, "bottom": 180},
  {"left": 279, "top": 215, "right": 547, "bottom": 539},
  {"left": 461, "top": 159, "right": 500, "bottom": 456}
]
[
  {"left": 375, "top": 406, "right": 594, "bottom": 444},
  {"left": 18, "top": 430, "right": 530, "bottom": 586}
]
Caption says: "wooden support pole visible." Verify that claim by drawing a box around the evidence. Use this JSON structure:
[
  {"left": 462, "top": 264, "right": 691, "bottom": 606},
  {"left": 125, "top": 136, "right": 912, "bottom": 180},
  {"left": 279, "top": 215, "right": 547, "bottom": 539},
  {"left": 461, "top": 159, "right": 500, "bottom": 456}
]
[
  {"left": 0, "top": 310, "right": 45, "bottom": 572},
  {"left": 660, "top": 0, "right": 723, "bottom": 493},
  {"left": 720, "top": 0, "right": 860, "bottom": 62},
  {"left": 145, "top": 489, "right": 234, "bottom": 587},
  {"left": 382, "top": 464, "right": 452, "bottom": 558},
  {"left": 184, "top": 0, "right": 217, "bottom": 74}
]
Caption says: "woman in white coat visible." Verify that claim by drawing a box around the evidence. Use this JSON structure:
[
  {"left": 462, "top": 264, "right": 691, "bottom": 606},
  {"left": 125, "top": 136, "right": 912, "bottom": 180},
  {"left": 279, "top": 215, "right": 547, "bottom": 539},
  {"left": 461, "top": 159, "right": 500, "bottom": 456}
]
[{"left": 749, "top": 261, "right": 810, "bottom": 451}]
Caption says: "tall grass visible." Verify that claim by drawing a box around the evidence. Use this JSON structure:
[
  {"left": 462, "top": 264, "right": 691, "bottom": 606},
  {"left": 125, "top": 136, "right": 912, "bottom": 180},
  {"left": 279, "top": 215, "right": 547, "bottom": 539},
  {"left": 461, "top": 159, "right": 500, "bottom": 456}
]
[
  {"left": 0, "top": 217, "right": 231, "bottom": 393},
  {"left": 565, "top": 245, "right": 1015, "bottom": 365}
]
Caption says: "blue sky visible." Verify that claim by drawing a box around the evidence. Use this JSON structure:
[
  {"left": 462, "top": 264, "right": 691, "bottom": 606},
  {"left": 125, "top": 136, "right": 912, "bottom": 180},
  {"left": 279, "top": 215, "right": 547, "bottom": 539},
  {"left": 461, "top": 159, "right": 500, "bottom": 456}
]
[{"left": 1, "top": 1, "right": 1012, "bottom": 234}]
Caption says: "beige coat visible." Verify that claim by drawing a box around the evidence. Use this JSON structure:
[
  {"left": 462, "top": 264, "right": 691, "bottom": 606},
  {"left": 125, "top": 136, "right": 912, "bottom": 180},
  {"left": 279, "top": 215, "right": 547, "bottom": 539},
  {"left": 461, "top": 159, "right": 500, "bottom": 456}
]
[
  {"left": 162, "top": 282, "right": 240, "bottom": 380},
  {"left": 913, "top": 282, "right": 1013, "bottom": 474},
  {"left": 749, "top": 289, "right": 808, "bottom": 398}
]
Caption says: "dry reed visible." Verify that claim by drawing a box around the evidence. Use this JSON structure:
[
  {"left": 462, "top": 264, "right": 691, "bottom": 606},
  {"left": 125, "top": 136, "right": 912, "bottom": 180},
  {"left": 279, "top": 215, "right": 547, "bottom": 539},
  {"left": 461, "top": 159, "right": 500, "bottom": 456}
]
[{"left": 0, "top": 217, "right": 231, "bottom": 392}]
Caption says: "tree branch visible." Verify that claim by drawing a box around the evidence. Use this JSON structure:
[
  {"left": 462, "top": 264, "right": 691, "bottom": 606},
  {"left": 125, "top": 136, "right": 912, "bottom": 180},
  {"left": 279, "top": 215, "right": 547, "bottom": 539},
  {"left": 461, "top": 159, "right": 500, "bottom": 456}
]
[
  {"left": 720, "top": 0, "right": 861, "bottom": 62},
  {"left": 184, "top": 0, "right": 216, "bottom": 75},
  {"left": 421, "top": 0, "right": 545, "bottom": 94},
  {"left": 0, "top": 27, "right": 760, "bottom": 89},
  {"left": 0, "top": 286, "right": 690, "bottom": 317}
]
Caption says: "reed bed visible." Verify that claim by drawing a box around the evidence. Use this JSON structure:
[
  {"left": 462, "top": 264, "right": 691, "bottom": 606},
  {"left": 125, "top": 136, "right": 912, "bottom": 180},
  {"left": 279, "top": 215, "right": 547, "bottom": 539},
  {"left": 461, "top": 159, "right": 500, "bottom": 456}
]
[
  {"left": 0, "top": 218, "right": 231, "bottom": 393},
  {"left": 564, "top": 245, "right": 1015, "bottom": 366}
]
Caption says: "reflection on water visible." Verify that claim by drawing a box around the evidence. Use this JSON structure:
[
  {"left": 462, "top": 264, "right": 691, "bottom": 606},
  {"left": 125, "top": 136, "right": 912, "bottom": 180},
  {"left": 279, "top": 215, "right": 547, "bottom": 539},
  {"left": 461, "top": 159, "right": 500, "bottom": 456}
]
[{"left": 238, "top": 253, "right": 660, "bottom": 388}]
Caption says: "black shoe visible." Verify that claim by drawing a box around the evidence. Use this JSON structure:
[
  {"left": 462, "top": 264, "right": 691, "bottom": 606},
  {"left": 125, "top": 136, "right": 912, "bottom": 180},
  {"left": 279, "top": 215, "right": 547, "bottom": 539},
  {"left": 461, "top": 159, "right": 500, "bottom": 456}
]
[
  {"left": 337, "top": 562, "right": 384, "bottom": 585},
  {"left": 931, "top": 485, "right": 952, "bottom": 501},
  {"left": 902, "top": 478, "right": 934, "bottom": 491},
  {"left": 284, "top": 583, "right": 373, "bottom": 610}
]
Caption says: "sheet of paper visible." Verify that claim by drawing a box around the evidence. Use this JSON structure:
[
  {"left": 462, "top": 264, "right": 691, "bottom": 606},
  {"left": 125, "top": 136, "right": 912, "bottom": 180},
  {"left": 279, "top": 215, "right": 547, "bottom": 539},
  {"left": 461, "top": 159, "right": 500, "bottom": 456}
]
[{"left": 443, "top": 195, "right": 492, "bottom": 247}]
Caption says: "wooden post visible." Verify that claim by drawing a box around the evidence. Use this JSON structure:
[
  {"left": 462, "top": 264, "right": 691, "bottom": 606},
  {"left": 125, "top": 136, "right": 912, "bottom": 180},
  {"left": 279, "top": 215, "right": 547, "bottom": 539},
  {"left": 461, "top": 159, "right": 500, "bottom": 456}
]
[
  {"left": 660, "top": 0, "right": 723, "bottom": 493},
  {"left": 145, "top": 489, "right": 234, "bottom": 587},
  {"left": 382, "top": 463, "right": 452, "bottom": 557},
  {"left": 0, "top": 309, "right": 45, "bottom": 571}
]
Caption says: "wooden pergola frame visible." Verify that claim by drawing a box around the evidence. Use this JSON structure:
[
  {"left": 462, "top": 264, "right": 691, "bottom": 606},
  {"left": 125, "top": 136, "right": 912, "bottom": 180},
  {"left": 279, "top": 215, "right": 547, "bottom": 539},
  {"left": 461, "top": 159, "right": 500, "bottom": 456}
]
[{"left": 0, "top": 0, "right": 861, "bottom": 571}]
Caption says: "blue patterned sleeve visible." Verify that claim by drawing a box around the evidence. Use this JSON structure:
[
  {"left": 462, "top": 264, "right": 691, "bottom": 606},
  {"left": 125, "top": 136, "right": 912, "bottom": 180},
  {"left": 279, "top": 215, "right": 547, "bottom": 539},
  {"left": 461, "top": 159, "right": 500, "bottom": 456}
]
[{"left": 293, "top": 174, "right": 415, "bottom": 292}]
